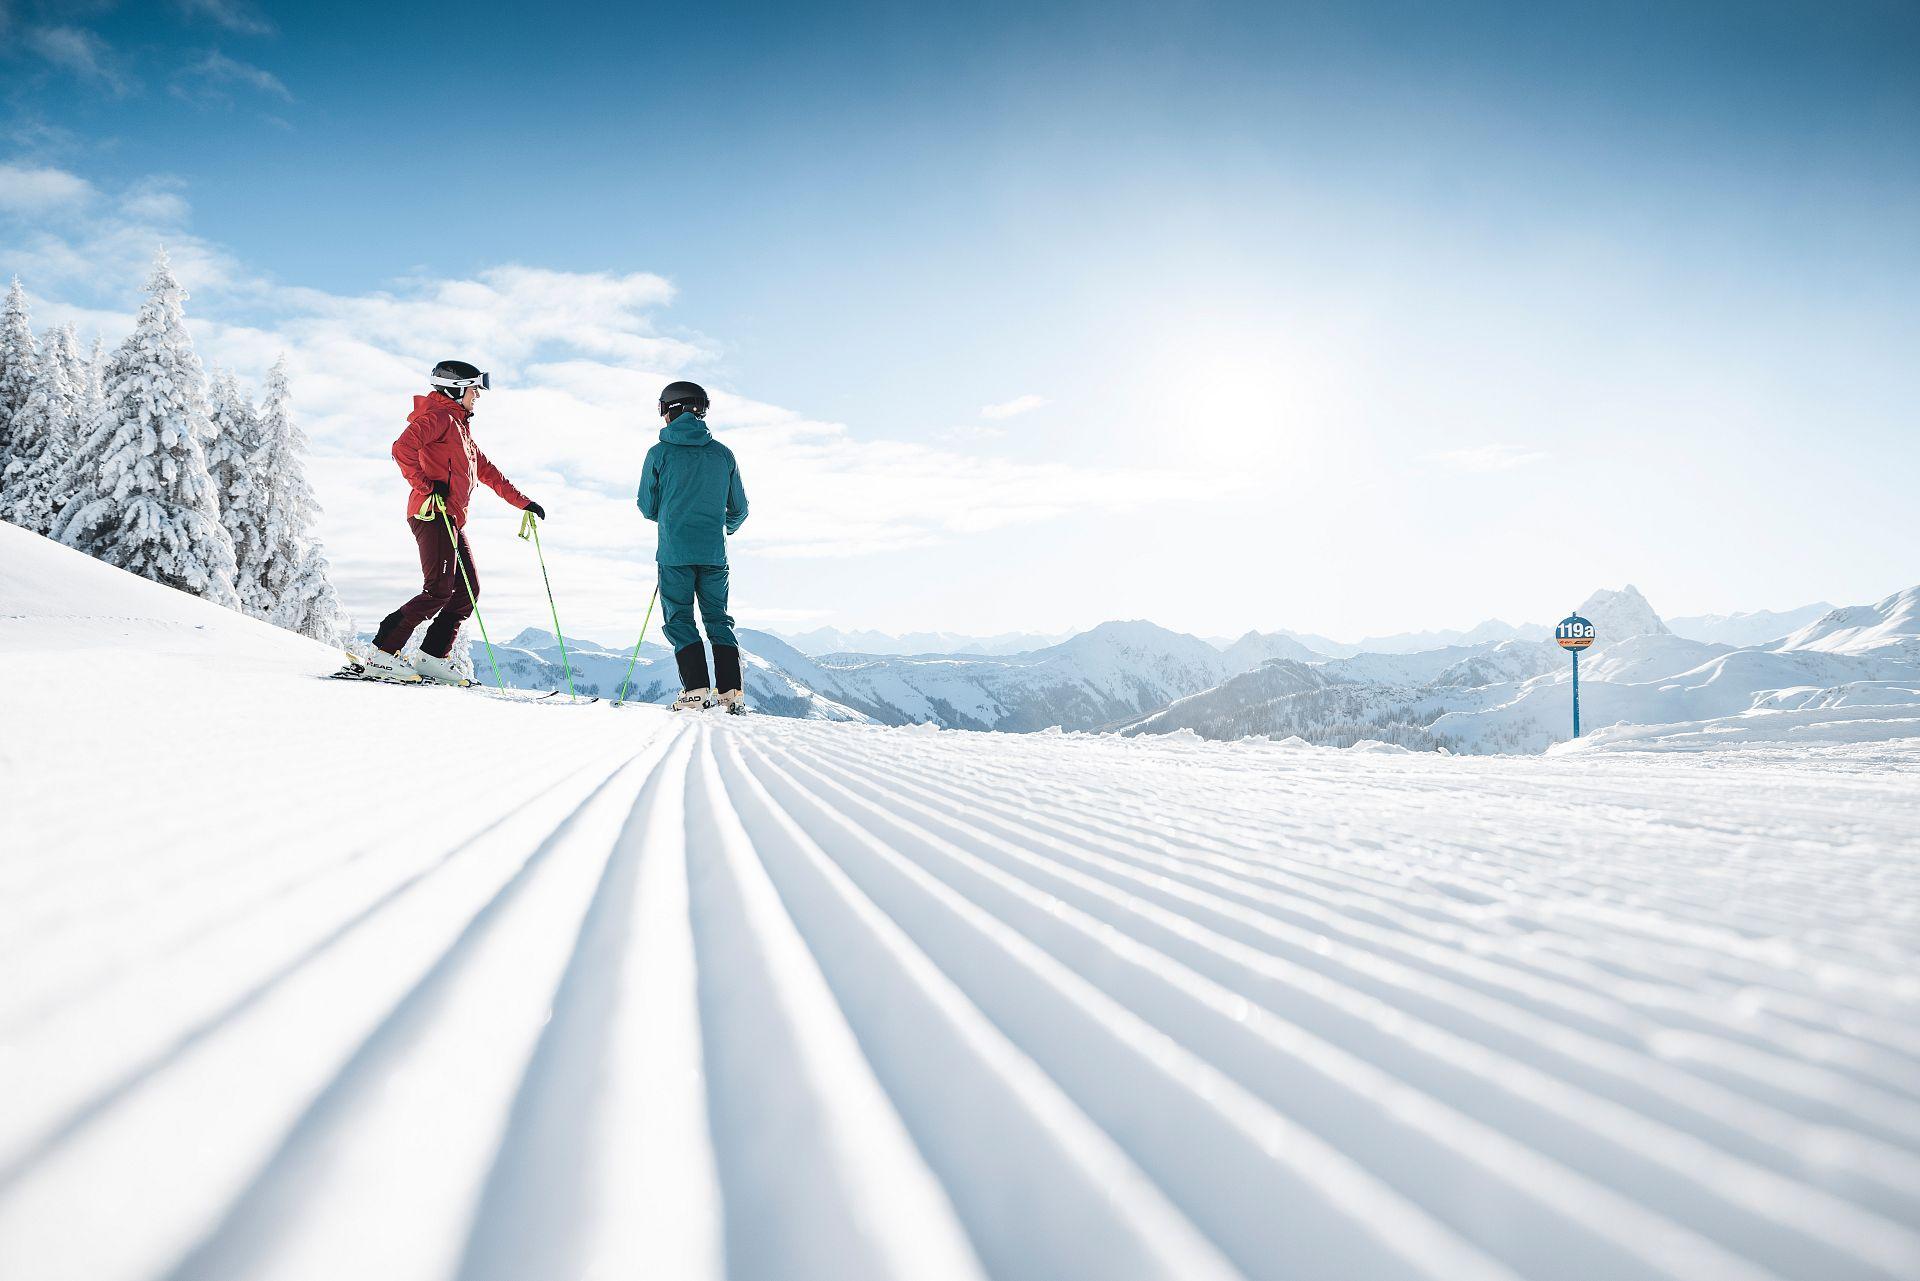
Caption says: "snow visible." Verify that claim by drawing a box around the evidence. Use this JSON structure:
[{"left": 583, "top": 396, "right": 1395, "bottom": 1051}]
[
  {"left": 1555, "top": 701, "right": 1920, "bottom": 754},
  {"left": 1217, "top": 629, "right": 1325, "bottom": 668},
  {"left": 785, "top": 620, "right": 1245, "bottom": 732},
  {"left": 1575, "top": 584, "right": 1672, "bottom": 641},
  {"left": 1668, "top": 603, "right": 1835, "bottom": 649},
  {"left": 1775, "top": 587, "right": 1920, "bottom": 660},
  {"left": 774, "top": 626, "right": 1073, "bottom": 657},
  {"left": 3, "top": 521, "right": 1919, "bottom": 1281}
]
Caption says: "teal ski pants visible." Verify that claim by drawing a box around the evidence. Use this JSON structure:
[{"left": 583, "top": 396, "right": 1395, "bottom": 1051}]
[{"left": 659, "top": 564, "right": 737, "bottom": 652}]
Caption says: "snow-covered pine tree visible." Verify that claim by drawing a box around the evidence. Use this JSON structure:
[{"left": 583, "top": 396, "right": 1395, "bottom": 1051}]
[
  {"left": 204, "top": 366, "right": 273, "bottom": 615},
  {"left": 78, "top": 334, "right": 106, "bottom": 429},
  {"left": 0, "top": 278, "right": 41, "bottom": 480},
  {"left": 51, "top": 324, "right": 88, "bottom": 393},
  {"left": 252, "top": 358, "right": 345, "bottom": 643},
  {"left": 0, "top": 325, "right": 81, "bottom": 535},
  {"left": 273, "top": 541, "right": 347, "bottom": 644},
  {"left": 45, "top": 334, "right": 107, "bottom": 535},
  {"left": 54, "top": 251, "right": 240, "bottom": 607}
]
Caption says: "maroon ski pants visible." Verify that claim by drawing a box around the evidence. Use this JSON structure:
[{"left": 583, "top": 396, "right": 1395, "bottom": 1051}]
[{"left": 373, "top": 517, "right": 478, "bottom": 658}]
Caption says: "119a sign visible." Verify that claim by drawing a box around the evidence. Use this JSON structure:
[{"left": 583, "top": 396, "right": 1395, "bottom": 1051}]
[
  {"left": 1557, "top": 612, "right": 1596, "bottom": 737},
  {"left": 1556, "top": 616, "right": 1596, "bottom": 650}
]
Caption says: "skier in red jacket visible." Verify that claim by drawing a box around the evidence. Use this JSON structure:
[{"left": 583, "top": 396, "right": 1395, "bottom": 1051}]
[{"left": 363, "top": 360, "right": 543, "bottom": 683}]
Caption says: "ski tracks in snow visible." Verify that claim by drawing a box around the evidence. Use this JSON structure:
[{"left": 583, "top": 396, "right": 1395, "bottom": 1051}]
[{"left": 2, "top": 714, "right": 1918, "bottom": 1281}]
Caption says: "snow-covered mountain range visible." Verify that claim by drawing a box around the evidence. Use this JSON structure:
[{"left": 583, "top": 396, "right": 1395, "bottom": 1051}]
[
  {"left": 771, "top": 626, "right": 1073, "bottom": 656},
  {"left": 438, "top": 578, "right": 1920, "bottom": 755},
  {"left": 479, "top": 627, "right": 867, "bottom": 722},
  {"left": 748, "top": 621, "right": 1253, "bottom": 732},
  {"left": 1666, "top": 601, "right": 1836, "bottom": 648},
  {"left": 1121, "top": 585, "right": 1920, "bottom": 754}
]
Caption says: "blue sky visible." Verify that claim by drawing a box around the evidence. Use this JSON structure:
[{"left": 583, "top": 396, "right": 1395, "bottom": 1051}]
[{"left": 1, "top": 0, "right": 1916, "bottom": 643}]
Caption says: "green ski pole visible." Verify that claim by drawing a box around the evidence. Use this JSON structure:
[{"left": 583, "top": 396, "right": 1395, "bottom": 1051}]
[
  {"left": 613, "top": 584, "right": 660, "bottom": 707},
  {"left": 519, "top": 510, "right": 575, "bottom": 698},
  {"left": 436, "top": 496, "right": 507, "bottom": 692}
]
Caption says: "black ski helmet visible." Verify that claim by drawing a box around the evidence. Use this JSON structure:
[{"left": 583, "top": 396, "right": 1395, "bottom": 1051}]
[
  {"left": 659, "top": 380, "right": 709, "bottom": 418},
  {"left": 429, "top": 359, "right": 491, "bottom": 398}
]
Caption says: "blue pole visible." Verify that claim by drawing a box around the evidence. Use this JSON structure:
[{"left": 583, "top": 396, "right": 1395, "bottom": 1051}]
[{"left": 1572, "top": 647, "right": 1580, "bottom": 738}]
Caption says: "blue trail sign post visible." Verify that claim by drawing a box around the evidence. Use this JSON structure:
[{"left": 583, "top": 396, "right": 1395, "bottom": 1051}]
[{"left": 1556, "top": 614, "right": 1596, "bottom": 737}]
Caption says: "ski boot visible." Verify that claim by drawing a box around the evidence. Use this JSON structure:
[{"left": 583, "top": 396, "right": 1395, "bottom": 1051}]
[
  {"left": 359, "top": 647, "right": 422, "bottom": 683},
  {"left": 716, "top": 689, "right": 748, "bottom": 716},
  {"left": 412, "top": 652, "right": 469, "bottom": 686},
  {"left": 672, "top": 687, "right": 715, "bottom": 713}
]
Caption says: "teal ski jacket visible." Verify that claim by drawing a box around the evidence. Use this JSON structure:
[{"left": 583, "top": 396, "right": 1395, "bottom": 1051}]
[{"left": 638, "top": 413, "right": 749, "bottom": 566}]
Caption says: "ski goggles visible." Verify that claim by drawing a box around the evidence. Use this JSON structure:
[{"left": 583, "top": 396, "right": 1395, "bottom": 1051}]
[{"left": 429, "top": 370, "right": 492, "bottom": 391}]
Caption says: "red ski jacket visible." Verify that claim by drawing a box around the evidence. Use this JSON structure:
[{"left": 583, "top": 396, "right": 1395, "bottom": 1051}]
[{"left": 392, "top": 394, "right": 529, "bottom": 527}]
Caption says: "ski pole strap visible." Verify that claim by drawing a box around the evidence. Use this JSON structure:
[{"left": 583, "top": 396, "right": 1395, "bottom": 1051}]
[
  {"left": 415, "top": 493, "right": 443, "bottom": 522},
  {"left": 517, "top": 509, "right": 536, "bottom": 540}
]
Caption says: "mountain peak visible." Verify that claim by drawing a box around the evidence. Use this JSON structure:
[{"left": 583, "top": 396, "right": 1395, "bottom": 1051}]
[
  {"left": 503, "top": 626, "right": 607, "bottom": 652},
  {"left": 1075, "top": 619, "right": 1191, "bottom": 646},
  {"left": 1574, "top": 585, "right": 1670, "bottom": 643},
  {"left": 1775, "top": 583, "right": 1920, "bottom": 657}
]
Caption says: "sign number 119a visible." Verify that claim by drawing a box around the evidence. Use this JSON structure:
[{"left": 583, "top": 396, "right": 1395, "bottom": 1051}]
[{"left": 1557, "top": 613, "right": 1596, "bottom": 737}]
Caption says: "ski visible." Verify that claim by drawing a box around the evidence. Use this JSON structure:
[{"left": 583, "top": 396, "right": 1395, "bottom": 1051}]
[
  {"left": 323, "top": 668, "right": 424, "bottom": 686},
  {"left": 331, "top": 650, "right": 596, "bottom": 703},
  {"left": 469, "top": 687, "right": 600, "bottom": 706}
]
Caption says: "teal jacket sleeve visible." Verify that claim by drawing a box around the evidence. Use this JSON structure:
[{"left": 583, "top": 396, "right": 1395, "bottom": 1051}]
[
  {"left": 638, "top": 445, "right": 662, "bottom": 521},
  {"left": 725, "top": 461, "right": 748, "bottom": 535}
]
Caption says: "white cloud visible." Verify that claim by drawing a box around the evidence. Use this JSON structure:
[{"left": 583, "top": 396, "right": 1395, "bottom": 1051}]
[
  {"left": 980, "top": 393, "right": 1048, "bottom": 420},
  {"left": 1436, "top": 444, "right": 1551, "bottom": 472},
  {"left": 0, "top": 163, "right": 95, "bottom": 214},
  {"left": 175, "top": 0, "right": 275, "bottom": 36},
  {"left": 0, "top": 202, "right": 245, "bottom": 295},
  {"left": 25, "top": 26, "right": 137, "bottom": 97},
  {"left": 0, "top": 167, "right": 1234, "bottom": 640},
  {"left": 940, "top": 424, "right": 1007, "bottom": 444},
  {"left": 121, "top": 177, "right": 190, "bottom": 224},
  {"left": 172, "top": 49, "right": 292, "bottom": 103}
]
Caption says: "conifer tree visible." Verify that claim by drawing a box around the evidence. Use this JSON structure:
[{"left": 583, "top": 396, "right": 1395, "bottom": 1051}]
[
  {"left": 46, "top": 335, "right": 108, "bottom": 532},
  {"left": 204, "top": 366, "right": 272, "bottom": 615},
  {"left": 55, "top": 251, "right": 239, "bottom": 606},
  {"left": 51, "top": 323, "right": 89, "bottom": 395},
  {"left": 0, "top": 325, "right": 81, "bottom": 534},
  {"left": 0, "top": 278, "right": 41, "bottom": 480},
  {"left": 252, "top": 357, "right": 345, "bottom": 642},
  {"left": 82, "top": 334, "right": 106, "bottom": 413}
]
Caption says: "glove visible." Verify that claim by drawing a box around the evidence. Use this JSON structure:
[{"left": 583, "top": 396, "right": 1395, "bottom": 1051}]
[
  {"left": 523, "top": 500, "right": 546, "bottom": 520},
  {"left": 430, "top": 479, "right": 451, "bottom": 499}
]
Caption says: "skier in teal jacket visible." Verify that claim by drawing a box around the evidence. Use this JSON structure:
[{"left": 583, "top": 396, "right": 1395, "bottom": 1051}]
[{"left": 638, "top": 380, "right": 749, "bottom": 712}]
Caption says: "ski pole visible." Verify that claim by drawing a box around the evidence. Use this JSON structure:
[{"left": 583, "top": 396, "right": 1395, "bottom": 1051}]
[
  {"left": 613, "top": 584, "right": 660, "bottom": 706},
  {"left": 518, "top": 509, "right": 575, "bottom": 698},
  {"left": 435, "top": 496, "right": 507, "bottom": 692}
]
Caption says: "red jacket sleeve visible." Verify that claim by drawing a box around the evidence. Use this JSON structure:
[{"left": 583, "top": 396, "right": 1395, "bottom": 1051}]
[
  {"left": 393, "top": 411, "right": 452, "bottom": 491},
  {"left": 474, "top": 444, "right": 531, "bottom": 510}
]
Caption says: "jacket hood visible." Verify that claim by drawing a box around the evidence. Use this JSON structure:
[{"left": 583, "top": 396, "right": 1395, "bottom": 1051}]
[
  {"left": 660, "top": 413, "right": 712, "bottom": 446},
  {"left": 411, "top": 393, "right": 469, "bottom": 426}
]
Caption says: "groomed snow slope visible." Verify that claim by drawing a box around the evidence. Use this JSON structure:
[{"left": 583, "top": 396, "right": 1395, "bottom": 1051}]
[{"left": 3, "top": 522, "right": 1920, "bottom": 1281}]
